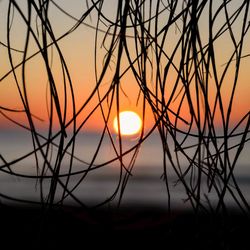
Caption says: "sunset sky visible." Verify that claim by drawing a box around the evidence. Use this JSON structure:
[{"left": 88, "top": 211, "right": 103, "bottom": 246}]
[
  {"left": 1, "top": 0, "right": 250, "bottom": 219},
  {"left": 0, "top": 0, "right": 249, "bottom": 134}
]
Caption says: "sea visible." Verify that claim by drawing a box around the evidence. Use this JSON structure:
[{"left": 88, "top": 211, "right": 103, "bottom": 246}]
[{"left": 0, "top": 129, "right": 249, "bottom": 211}]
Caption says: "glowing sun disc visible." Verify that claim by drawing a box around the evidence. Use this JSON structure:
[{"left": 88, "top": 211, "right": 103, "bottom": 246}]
[{"left": 113, "top": 111, "right": 142, "bottom": 136}]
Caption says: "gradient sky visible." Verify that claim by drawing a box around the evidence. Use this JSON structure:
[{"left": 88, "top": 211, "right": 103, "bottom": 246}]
[{"left": 0, "top": 0, "right": 249, "bottom": 134}]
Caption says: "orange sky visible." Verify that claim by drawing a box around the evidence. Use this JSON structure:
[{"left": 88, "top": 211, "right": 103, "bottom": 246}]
[{"left": 0, "top": 0, "right": 249, "bottom": 134}]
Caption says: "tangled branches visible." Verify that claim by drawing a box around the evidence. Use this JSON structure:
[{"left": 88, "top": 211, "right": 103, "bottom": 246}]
[{"left": 0, "top": 0, "right": 250, "bottom": 215}]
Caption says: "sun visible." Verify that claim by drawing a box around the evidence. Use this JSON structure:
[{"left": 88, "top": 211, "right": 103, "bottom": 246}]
[{"left": 113, "top": 111, "right": 142, "bottom": 136}]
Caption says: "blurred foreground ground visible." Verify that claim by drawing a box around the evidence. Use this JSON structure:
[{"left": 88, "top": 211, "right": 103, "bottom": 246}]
[{"left": 0, "top": 205, "right": 249, "bottom": 249}]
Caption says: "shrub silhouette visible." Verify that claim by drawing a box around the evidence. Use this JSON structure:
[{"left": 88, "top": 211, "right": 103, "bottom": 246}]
[{"left": 0, "top": 0, "right": 249, "bottom": 216}]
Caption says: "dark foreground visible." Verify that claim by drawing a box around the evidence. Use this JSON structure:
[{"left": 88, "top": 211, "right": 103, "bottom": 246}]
[{"left": 0, "top": 205, "right": 249, "bottom": 249}]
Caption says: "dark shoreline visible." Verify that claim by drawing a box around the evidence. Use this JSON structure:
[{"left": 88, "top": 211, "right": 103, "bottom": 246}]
[{"left": 0, "top": 205, "right": 249, "bottom": 249}]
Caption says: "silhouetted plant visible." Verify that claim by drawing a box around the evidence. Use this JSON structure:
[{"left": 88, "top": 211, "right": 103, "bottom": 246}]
[{"left": 0, "top": 0, "right": 249, "bottom": 216}]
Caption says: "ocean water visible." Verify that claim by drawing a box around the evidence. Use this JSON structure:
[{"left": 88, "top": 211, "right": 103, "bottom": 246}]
[{"left": 0, "top": 129, "right": 249, "bottom": 210}]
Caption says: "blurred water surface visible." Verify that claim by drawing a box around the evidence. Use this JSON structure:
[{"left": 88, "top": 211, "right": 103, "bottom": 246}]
[{"left": 0, "top": 129, "right": 249, "bottom": 210}]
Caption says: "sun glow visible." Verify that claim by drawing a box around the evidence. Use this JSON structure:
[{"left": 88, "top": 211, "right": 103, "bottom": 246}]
[{"left": 113, "top": 111, "right": 142, "bottom": 136}]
